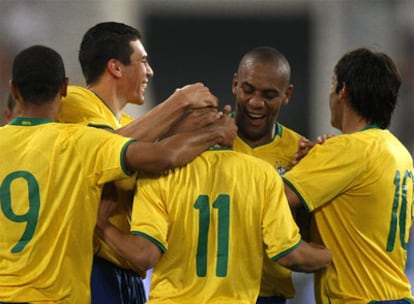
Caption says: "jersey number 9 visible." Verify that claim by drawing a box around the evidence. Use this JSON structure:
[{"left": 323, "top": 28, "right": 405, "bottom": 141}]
[{"left": 0, "top": 171, "right": 40, "bottom": 253}]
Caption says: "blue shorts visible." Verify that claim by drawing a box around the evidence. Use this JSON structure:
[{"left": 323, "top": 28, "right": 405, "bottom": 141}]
[
  {"left": 256, "top": 296, "right": 287, "bottom": 304},
  {"left": 91, "top": 255, "right": 146, "bottom": 304}
]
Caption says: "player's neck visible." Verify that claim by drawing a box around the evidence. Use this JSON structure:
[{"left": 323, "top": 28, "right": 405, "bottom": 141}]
[
  {"left": 22, "top": 100, "right": 60, "bottom": 121},
  {"left": 88, "top": 83, "right": 123, "bottom": 120}
]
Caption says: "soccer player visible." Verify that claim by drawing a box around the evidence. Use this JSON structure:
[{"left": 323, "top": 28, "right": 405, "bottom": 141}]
[
  {"left": 231, "top": 46, "right": 306, "bottom": 303},
  {"left": 283, "top": 48, "right": 414, "bottom": 303},
  {"left": 57, "top": 22, "right": 236, "bottom": 304},
  {"left": 0, "top": 45, "right": 234, "bottom": 304},
  {"left": 94, "top": 114, "right": 333, "bottom": 303}
]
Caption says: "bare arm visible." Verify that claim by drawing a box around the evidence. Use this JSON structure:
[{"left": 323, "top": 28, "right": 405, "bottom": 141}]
[
  {"left": 124, "top": 112, "right": 237, "bottom": 173},
  {"left": 284, "top": 183, "right": 303, "bottom": 209},
  {"left": 95, "top": 200, "right": 162, "bottom": 272},
  {"left": 116, "top": 83, "right": 219, "bottom": 141},
  {"left": 276, "top": 241, "right": 332, "bottom": 273},
  {"left": 160, "top": 106, "right": 222, "bottom": 138}
]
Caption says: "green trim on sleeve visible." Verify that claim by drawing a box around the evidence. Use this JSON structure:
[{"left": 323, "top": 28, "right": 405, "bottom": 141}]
[
  {"left": 131, "top": 231, "right": 167, "bottom": 253},
  {"left": 87, "top": 123, "right": 116, "bottom": 131},
  {"left": 271, "top": 239, "right": 301, "bottom": 262},
  {"left": 120, "top": 139, "right": 136, "bottom": 176},
  {"left": 282, "top": 177, "right": 311, "bottom": 213},
  {"left": 208, "top": 146, "right": 232, "bottom": 151}
]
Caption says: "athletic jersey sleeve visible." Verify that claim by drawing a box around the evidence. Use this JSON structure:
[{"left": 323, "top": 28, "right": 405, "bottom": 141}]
[
  {"left": 58, "top": 85, "right": 119, "bottom": 130},
  {"left": 283, "top": 135, "right": 364, "bottom": 212},
  {"left": 73, "top": 125, "right": 136, "bottom": 185},
  {"left": 130, "top": 177, "right": 168, "bottom": 253},
  {"left": 262, "top": 169, "right": 302, "bottom": 260}
]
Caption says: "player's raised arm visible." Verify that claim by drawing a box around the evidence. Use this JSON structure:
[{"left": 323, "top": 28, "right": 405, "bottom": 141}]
[
  {"left": 123, "top": 112, "right": 237, "bottom": 173},
  {"left": 117, "top": 83, "right": 220, "bottom": 141}
]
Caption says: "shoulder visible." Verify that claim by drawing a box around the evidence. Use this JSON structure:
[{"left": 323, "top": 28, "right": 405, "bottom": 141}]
[
  {"left": 209, "top": 149, "right": 278, "bottom": 174},
  {"left": 63, "top": 86, "right": 97, "bottom": 104},
  {"left": 120, "top": 112, "right": 134, "bottom": 125},
  {"left": 277, "top": 123, "right": 302, "bottom": 141}
]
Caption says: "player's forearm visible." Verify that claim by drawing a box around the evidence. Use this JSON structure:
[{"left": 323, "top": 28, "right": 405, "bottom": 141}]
[
  {"left": 277, "top": 241, "right": 332, "bottom": 273},
  {"left": 158, "top": 120, "right": 236, "bottom": 167},
  {"left": 116, "top": 83, "right": 221, "bottom": 142},
  {"left": 116, "top": 96, "right": 188, "bottom": 142},
  {"left": 95, "top": 222, "right": 159, "bottom": 272},
  {"left": 124, "top": 116, "right": 236, "bottom": 173}
]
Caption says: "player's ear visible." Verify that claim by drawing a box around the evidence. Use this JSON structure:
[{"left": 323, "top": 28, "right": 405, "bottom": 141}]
[
  {"left": 9, "top": 80, "right": 19, "bottom": 101},
  {"left": 283, "top": 84, "right": 294, "bottom": 105},
  {"left": 61, "top": 77, "right": 69, "bottom": 97},
  {"left": 339, "top": 82, "right": 347, "bottom": 99},
  {"left": 232, "top": 73, "right": 238, "bottom": 95},
  {"left": 108, "top": 59, "right": 122, "bottom": 78}
]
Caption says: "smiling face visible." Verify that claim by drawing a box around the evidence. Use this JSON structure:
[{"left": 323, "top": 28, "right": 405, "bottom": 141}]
[
  {"left": 120, "top": 39, "right": 154, "bottom": 105},
  {"left": 233, "top": 58, "right": 292, "bottom": 147}
]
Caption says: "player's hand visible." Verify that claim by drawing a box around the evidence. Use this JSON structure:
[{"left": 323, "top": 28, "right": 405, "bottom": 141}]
[
  {"left": 215, "top": 105, "right": 237, "bottom": 148},
  {"left": 162, "top": 107, "right": 221, "bottom": 137},
  {"left": 174, "top": 82, "right": 219, "bottom": 109},
  {"left": 291, "top": 136, "right": 315, "bottom": 167},
  {"left": 291, "top": 134, "right": 334, "bottom": 167}
]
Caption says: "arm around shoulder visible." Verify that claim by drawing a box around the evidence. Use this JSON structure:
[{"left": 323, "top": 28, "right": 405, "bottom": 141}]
[
  {"left": 123, "top": 112, "right": 237, "bottom": 173},
  {"left": 95, "top": 219, "right": 162, "bottom": 272},
  {"left": 276, "top": 240, "right": 332, "bottom": 273}
]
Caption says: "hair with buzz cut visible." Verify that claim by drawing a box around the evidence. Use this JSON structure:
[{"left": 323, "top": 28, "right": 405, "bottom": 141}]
[
  {"left": 334, "top": 48, "right": 401, "bottom": 129},
  {"left": 12, "top": 45, "right": 66, "bottom": 105},
  {"left": 238, "top": 46, "right": 291, "bottom": 82},
  {"left": 79, "top": 21, "right": 143, "bottom": 85}
]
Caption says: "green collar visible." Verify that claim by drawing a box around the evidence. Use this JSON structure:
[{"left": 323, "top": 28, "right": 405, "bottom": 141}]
[
  {"left": 9, "top": 117, "right": 54, "bottom": 126},
  {"left": 360, "top": 124, "right": 381, "bottom": 131}
]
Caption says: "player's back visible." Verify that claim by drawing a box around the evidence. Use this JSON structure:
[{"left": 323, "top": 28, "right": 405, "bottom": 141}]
[
  {"left": 284, "top": 128, "right": 414, "bottom": 302},
  {"left": 0, "top": 118, "right": 132, "bottom": 303},
  {"left": 132, "top": 148, "right": 300, "bottom": 303}
]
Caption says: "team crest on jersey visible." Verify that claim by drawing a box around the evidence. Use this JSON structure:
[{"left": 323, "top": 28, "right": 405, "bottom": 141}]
[{"left": 276, "top": 166, "right": 286, "bottom": 176}]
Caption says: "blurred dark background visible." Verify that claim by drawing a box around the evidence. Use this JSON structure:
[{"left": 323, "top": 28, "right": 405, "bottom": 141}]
[{"left": 144, "top": 13, "right": 311, "bottom": 136}]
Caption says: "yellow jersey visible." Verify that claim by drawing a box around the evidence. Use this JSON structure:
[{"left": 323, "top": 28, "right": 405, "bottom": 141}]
[
  {"left": 233, "top": 122, "right": 301, "bottom": 298},
  {"left": 284, "top": 127, "right": 414, "bottom": 303},
  {"left": 131, "top": 148, "right": 301, "bottom": 303},
  {"left": 0, "top": 118, "right": 134, "bottom": 303},
  {"left": 59, "top": 85, "right": 138, "bottom": 271}
]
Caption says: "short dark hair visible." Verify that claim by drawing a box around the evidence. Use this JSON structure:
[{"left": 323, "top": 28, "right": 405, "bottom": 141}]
[
  {"left": 12, "top": 45, "right": 66, "bottom": 105},
  {"left": 79, "top": 22, "right": 142, "bottom": 85},
  {"left": 238, "top": 46, "right": 291, "bottom": 82},
  {"left": 334, "top": 48, "right": 401, "bottom": 129}
]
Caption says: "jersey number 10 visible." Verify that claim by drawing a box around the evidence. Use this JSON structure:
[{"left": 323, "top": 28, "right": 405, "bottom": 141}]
[{"left": 386, "top": 169, "right": 413, "bottom": 252}]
